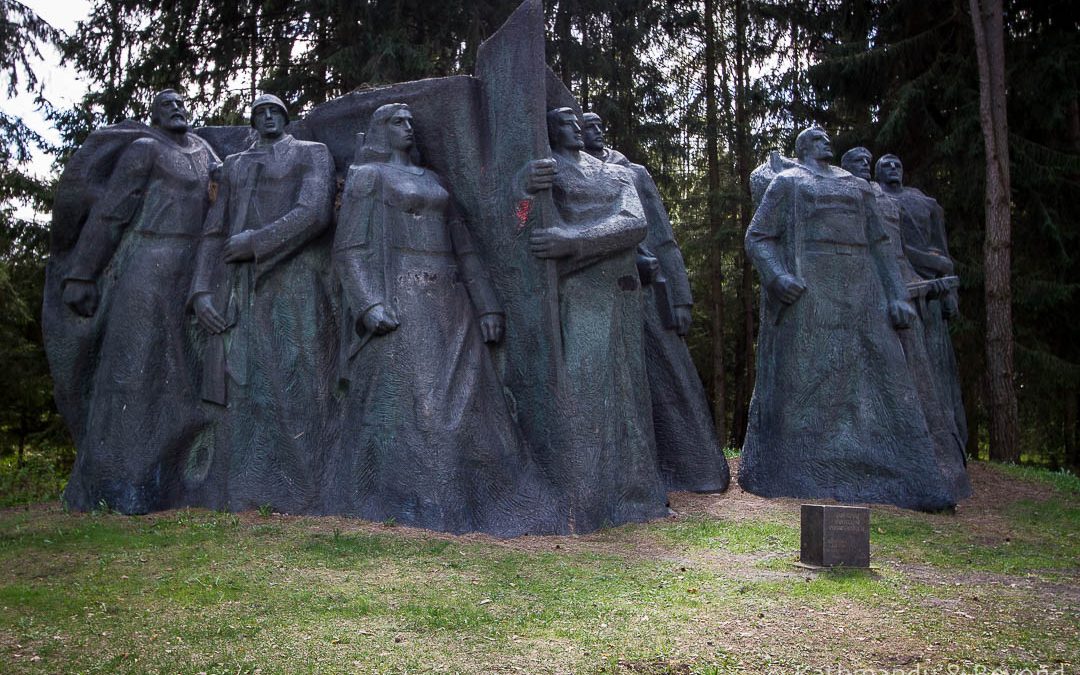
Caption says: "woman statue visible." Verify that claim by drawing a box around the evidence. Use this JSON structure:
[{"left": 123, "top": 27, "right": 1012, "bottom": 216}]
[{"left": 327, "top": 103, "right": 560, "bottom": 536}]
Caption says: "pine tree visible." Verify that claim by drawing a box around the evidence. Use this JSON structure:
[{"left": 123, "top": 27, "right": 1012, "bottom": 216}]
[{"left": 0, "top": 0, "right": 64, "bottom": 465}]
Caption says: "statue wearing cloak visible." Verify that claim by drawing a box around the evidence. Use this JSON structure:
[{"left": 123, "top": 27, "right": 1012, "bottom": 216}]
[
  {"left": 741, "top": 128, "right": 962, "bottom": 510},
  {"left": 54, "top": 95, "right": 219, "bottom": 513}
]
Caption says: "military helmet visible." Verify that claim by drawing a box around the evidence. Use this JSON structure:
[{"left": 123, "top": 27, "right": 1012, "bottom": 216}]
[{"left": 249, "top": 93, "right": 290, "bottom": 126}]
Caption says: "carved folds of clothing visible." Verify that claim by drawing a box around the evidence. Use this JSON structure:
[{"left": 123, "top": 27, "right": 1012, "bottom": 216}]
[
  {"left": 874, "top": 182, "right": 970, "bottom": 491},
  {"left": 893, "top": 186, "right": 969, "bottom": 448},
  {"left": 189, "top": 134, "right": 339, "bottom": 513},
  {"left": 742, "top": 165, "right": 969, "bottom": 510},
  {"left": 596, "top": 149, "right": 729, "bottom": 493},
  {"left": 329, "top": 162, "right": 559, "bottom": 536},
  {"left": 542, "top": 152, "right": 668, "bottom": 531},
  {"left": 62, "top": 131, "right": 218, "bottom": 514}
]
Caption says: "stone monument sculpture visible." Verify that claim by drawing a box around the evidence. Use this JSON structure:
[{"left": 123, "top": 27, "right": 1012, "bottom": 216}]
[
  {"left": 46, "top": 0, "right": 699, "bottom": 534},
  {"left": 842, "top": 147, "right": 969, "bottom": 495},
  {"left": 580, "top": 112, "right": 629, "bottom": 166},
  {"left": 325, "top": 103, "right": 560, "bottom": 536},
  {"left": 46, "top": 90, "right": 220, "bottom": 514},
  {"left": 523, "top": 107, "right": 668, "bottom": 529},
  {"left": 741, "top": 126, "right": 967, "bottom": 511},
  {"left": 188, "top": 94, "right": 339, "bottom": 513},
  {"left": 875, "top": 153, "right": 969, "bottom": 449},
  {"left": 581, "top": 111, "right": 729, "bottom": 493}
]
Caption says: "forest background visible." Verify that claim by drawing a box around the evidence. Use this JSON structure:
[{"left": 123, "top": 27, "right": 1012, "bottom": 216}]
[{"left": 1, "top": 0, "right": 1077, "bottom": 503}]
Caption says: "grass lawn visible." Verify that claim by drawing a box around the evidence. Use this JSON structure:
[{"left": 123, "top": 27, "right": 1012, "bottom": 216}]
[{"left": 0, "top": 460, "right": 1076, "bottom": 674}]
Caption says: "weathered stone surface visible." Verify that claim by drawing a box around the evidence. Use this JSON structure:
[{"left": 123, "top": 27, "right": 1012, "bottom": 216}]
[
  {"left": 473, "top": 3, "right": 667, "bottom": 532},
  {"left": 741, "top": 127, "right": 964, "bottom": 512},
  {"left": 324, "top": 103, "right": 560, "bottom": 536},
  {"left": 582, "top": 112, "right": 729, "bottom": 494},
  {"left": 46, "top": 93, "right": 219, "bottom": 514},
  {"left": 46, "top": 0, "right": 698, "bottom": 534},
  {"left": 800, "top": 504, "right": 870, "bottom": 568},
  {"left": 188, "top": 96, "right": 339, "bottom": 514},
  {"left": 843, "top": 148, "right": 970, "bottom": 502},
  {"left": 875, "top": 154, "right": 969, "bottom": 453}
]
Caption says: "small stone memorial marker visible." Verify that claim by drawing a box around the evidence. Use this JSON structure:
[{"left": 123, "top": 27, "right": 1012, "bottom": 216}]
[{"left": 799, "top": 504, "right": 871, "bottom": 568}]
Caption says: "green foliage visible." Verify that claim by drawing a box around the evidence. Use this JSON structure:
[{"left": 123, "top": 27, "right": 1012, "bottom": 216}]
[
  {"left": 0, "top": 1, "right": 66, "bottom": 472},
  {"left": 6, "top": 0, "right": 1079, "bottom": 471},
  {"left": 661, "top": 514, "right": 797, "bottom": 554},
  {"left": 0, "top": 449, "right": 67, "bottom": 507},
  {"left": 872, "top": 491, "right": 1080, "bottom": 580},
  {"left": 995, "top": 464, "right": 1080, "bottom": 494},
  {"left": 54, "top": 0, "right": 528, "bottom": 145}
]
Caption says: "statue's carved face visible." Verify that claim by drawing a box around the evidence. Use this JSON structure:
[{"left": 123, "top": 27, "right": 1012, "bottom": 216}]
[
  {"left": 155, "top": 93, "right": 188, "bottom": 132},
  {"left": 581, "top": 117, "right": 605, "bottom": 152},
  {"left": 550, "top": 112, "right": 583, "bottom": 152},
  {"left": 805, "top": 129, "right": 832, "bottom": 161},
  {"left": 842, "top": 150, "right": 872, "bottom": 180},
  {"left": 252, "top": 104, "right": 286, "bottom": 140},
  {"left": 876, "top": 156, "right": 904, "bottom": 186},
  {"left": 387, "top": 109, "right": 415, "bottom": 152}
]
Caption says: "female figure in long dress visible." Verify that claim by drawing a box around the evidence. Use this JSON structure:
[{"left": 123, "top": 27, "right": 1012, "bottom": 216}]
[{"left": 328, "top": 103, "right": 558, "bottom": 536}]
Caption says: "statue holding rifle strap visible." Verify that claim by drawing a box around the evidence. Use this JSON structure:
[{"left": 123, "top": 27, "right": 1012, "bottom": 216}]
[{"left": 189, "top": 93, "right": 339, "bottom": 514}]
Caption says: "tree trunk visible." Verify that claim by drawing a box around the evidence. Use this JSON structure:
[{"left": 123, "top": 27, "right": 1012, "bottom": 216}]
[
  {"left": 577, "top": 10, "right": 590, "bottom": 111},
  {"left": 249, "top": 7, "right": 259, "bottom": 102},
  {"left": 731, "top": 0, "right": 755, "bottom": 449},
  {"left": 969, "top": 0, "right": 1019, "bottom": 462},
  {"left": 554, "top": 0, "right": 573, "bottom": 88},
  {"left": 963, "top": 362, "right": 982, "bottom": 461},
  {"left": 704, "top": 0, "right": 726, "bottom": 444}
]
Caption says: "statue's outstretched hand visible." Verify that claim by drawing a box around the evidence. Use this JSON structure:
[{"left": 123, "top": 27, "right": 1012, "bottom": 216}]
[
  {"left": 674, "top": 305, "right": 693, "bottom": 337},
  {"left": 524, "top": 158, "right": 557, "bottom": 193},
  {"left": 888, "top": 299, "right": 917, "bottom": 330},
  {"left": 223, "top": 231, "right": 256, "bottom": 263},
  {"left": 479, "top": 313, "right": 505, "bottom": 344},
  {"left": 193, "top": 295, "right": 228, "bottom": 334},
  {"left": 941, "top": 290, "right": 959, "bottom": 320}
]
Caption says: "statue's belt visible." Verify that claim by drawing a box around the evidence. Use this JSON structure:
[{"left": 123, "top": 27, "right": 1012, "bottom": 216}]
[
  {"left": 131, "top": 230, "right": 200, "bottom": 240},
  {"left": 803, "top": 240, "right": 868, "bottom": 255}
]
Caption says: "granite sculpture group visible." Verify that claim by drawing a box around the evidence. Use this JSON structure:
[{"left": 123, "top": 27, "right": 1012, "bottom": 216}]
[
  {"left": 43, "top": 0, "right": 969, "bottom": 536},
  {"left": 741, "top": 129, "right": 970, "bottom": 511}
]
